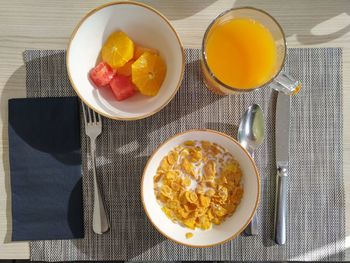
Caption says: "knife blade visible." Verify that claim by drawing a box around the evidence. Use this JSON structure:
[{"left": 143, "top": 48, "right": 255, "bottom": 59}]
[{"left": 274, "top": 92, "right": 290, "bottom": 245}]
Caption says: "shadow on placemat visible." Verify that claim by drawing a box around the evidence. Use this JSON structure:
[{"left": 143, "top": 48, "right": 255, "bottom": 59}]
[{"left": 21, "top": 48, "right": 345, "bottom": 261}]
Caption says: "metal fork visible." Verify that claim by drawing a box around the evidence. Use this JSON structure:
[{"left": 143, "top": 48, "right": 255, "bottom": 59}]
[{"left": 81, "top": 101, "right": 110, "bottom": 234}]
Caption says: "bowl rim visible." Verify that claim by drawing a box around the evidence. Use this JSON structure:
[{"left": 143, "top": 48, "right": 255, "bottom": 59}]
[
  {"left": 141, "top": 128, "right": 261, "bottom": 247},
  {"left": 66, "top": 1, "right": 185, "bottom": 121}
]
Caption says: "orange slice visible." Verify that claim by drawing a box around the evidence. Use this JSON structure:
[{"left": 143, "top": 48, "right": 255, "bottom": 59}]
[
  {"left": 131, "top": 52, "right": 166, "bottom": 96},
  {"left": 134, "top": 45, "right": 159, "bottom": 59},
  {"left": 102, "top": 31, "right": 134, "bottom": 68},
  {"left": 116, "top": 60, "right": 134, "bottom": 77}
]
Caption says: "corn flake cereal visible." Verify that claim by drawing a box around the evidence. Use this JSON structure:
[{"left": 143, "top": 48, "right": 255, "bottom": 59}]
[
  {"left": 185, "top": 232, "right": 194, "bottom": 239},
  {"left": 153, "top": 140, "right": 244, "bottom": 231}
]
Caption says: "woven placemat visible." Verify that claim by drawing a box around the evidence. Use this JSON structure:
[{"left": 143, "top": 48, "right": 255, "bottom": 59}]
[{"left": 23, "top": 48, "right": 344, "bottom": 261}]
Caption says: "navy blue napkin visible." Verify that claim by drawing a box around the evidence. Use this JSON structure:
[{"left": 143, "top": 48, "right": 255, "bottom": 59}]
[{"left": 8, "top": 97, "right": 84, "bottom": 241}]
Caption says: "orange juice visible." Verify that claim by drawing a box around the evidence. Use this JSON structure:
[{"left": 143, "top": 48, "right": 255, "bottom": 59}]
[{"left": 205, "top": 18, "right": 277, "bottom": 89}]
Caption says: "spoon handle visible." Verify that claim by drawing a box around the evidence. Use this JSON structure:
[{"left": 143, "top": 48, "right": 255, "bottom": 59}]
[
  {"left": 244, "top": 151, "right": 258, "bottom": 236},
  {"left": 245, "top": 214, "right": 258, "bottom": 235}
]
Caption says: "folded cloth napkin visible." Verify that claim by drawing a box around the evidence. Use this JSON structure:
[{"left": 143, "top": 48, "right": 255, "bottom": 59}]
[{"left": 8, "top": 97, "right": 84, "bottom": 241}]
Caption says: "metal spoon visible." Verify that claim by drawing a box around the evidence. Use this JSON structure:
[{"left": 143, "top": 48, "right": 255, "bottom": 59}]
[{"left": 237, "top": 104, "right": 265, "bottom": 235}]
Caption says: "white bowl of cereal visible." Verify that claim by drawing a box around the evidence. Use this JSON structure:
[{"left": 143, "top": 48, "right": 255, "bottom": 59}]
[{"left": 141, "top": 129, "right": 260, "bottom": 247}]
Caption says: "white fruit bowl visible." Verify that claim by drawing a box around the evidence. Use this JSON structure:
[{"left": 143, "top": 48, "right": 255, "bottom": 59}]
[
  {"left": 67, "top": 1, "right": 184, "bottom": 120},
  {"left": 142, "top": 129, "right": 260, "bottom": 247}
]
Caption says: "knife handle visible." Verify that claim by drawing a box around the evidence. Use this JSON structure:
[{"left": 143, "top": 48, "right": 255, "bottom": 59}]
[{"left": 274, "top": 167, "right": 288, "bottom": 245}]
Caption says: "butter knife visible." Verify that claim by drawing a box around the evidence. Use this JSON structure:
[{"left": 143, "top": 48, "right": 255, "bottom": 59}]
[{"left": 274, "top": 92, "right": 290, "bottom": 245}]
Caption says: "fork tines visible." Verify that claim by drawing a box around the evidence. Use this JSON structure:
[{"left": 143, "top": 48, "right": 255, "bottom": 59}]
[{"left": 81, "top": 101, "right": 101, "bottom": 125}]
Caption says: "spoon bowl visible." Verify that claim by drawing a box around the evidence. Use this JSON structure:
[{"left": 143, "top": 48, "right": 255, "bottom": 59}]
[{"left": 238, "top": 104, "right": 265, "bottom": 155}]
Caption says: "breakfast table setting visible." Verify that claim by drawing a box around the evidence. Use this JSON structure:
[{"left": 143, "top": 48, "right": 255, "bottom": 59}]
[{"left": 0, "top": 0, "right": 349, "bottom": 261}]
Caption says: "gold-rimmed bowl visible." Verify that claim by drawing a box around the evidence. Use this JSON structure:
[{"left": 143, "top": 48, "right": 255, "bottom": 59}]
[
  {"left": 67, "top": 1, "right": 184, "bottom": 120},
  {"left": 141, "top": 129, "right": 260, "bottom": 247}
]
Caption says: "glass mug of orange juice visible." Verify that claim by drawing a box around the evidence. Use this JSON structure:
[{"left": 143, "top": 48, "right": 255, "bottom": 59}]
[{"left": 201, "top": 7, "right": 301, "bottom": 95}]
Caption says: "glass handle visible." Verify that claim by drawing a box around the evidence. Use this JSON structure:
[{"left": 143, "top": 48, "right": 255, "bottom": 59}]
[{"left": 270, "top": 72, "right": 301, "bottom": 95}]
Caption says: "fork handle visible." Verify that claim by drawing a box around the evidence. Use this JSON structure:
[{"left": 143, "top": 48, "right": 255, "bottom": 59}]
[{"left": 91, "top": 142, "right": 110, "bottom": 234}]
